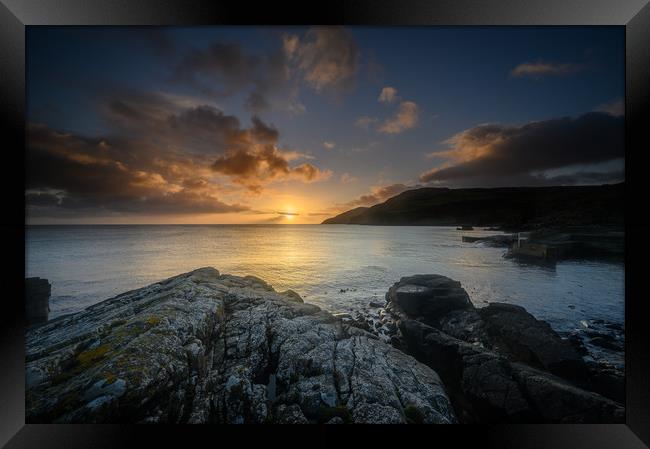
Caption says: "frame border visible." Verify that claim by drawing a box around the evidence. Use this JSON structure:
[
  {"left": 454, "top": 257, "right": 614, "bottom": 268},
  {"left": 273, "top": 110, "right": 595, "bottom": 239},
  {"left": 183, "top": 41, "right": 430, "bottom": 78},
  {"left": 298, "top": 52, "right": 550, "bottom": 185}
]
[{"left": 2, "top": 1, "right": 649, "bottom": 447}]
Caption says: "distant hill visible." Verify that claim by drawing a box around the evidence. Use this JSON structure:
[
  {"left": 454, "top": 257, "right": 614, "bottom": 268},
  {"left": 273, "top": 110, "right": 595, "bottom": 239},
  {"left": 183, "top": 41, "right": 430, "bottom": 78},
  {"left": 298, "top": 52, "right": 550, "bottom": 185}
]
[{"left": 321, "top": 184, "right": 624, "bottom": 230}]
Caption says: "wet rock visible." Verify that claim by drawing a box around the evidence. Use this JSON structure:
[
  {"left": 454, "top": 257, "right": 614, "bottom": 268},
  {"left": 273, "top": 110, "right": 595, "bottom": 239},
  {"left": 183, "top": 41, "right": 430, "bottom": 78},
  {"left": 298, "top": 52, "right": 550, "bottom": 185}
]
[
  {"left": 26, "top": 268, "right": 456, "bottom": 424},
  {"left": 386, "top": 275, "right": 473, "bottom": 325},
  {"left": 567, "top": 331, "right": 589, "bottom": 355},
  {"left": 589, "top": 336, "right": 621, "bottom": 351}
]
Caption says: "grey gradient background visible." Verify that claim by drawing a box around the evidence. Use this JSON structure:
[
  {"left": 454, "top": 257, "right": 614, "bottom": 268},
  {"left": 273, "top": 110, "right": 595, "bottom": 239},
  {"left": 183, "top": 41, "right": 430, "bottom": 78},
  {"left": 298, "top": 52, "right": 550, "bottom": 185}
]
[{"left": 1, "top": 0, "right": 649, "bottom": 447}]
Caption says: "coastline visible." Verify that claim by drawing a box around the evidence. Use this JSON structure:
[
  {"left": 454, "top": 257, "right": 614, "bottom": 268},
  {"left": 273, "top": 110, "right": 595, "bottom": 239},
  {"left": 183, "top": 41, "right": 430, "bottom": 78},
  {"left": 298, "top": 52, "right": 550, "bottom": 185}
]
[{"left": 26, "top": 268, "right": 624, "bottom": 424}]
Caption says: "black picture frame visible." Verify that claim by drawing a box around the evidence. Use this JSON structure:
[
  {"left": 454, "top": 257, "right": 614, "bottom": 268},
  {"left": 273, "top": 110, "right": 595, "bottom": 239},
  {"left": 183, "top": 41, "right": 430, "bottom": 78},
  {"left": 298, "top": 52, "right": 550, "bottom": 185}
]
[{"left": 2, "top": 0, "right": 649, "bottom": 447}]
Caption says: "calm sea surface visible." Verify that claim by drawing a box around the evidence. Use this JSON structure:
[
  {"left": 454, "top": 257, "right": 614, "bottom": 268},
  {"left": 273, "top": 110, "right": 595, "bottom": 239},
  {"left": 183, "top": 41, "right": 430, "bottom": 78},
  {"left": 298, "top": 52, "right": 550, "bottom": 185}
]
[{"left": 26, "top": 225, "right": 624, "bottom": 335}]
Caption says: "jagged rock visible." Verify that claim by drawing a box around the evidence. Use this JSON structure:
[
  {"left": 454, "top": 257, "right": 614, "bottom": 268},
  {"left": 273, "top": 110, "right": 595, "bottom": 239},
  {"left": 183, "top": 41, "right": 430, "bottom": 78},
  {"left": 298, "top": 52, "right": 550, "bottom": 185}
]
[
  {"left": 26, "top": 268, "right": 456, "bottom": 424},
  {"left": 399, "top": 319, "right": 624, "bottom": 423}
]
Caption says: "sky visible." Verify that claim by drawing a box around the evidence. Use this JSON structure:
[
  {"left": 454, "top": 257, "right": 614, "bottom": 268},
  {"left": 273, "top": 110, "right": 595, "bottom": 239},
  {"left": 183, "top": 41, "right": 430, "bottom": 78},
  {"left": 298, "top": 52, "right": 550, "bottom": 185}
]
[{"left": 26, "top": 26, "right": 625, "bottom": 224}]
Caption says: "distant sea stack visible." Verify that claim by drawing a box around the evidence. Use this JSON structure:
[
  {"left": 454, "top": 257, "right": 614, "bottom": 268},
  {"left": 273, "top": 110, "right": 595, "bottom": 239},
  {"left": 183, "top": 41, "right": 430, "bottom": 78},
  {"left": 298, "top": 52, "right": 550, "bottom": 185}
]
[
  {"left": 321, "top": 184, "right": 624, "bottom": 229},
  {"left": 26, "top": 277, "right": 51, "bottom": 325}
]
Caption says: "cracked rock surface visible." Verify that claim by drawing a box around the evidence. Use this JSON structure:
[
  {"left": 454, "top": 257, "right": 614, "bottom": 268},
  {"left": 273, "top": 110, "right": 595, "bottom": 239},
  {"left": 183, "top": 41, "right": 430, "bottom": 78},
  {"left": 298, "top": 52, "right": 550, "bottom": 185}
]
[{"left": 26, "top": 267, "right": 456, "bottom": 424}]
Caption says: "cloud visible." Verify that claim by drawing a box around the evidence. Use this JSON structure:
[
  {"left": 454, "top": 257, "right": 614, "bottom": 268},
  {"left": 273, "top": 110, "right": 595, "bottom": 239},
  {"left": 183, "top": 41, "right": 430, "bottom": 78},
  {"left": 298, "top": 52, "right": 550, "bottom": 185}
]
[
  {"left": 378, "top": 86, "right": 399, "bottom": 104},
  {"left": 171, "top": 27, "right": 361, "bottom": 113},
  {"left": 596, "top": 98, "right": 624, "bottom": 117},
  {"left": 27, "top": 92, "right": 331, "bottom": 217},
  {"left": 340, "top": 173, "right": 358, "bottom": 183},
  {"left": 283, "top": 27, "right": 360, "bottom": 93},
  {"left": 355, "top": 116, "right": 379, "bottom": 130},
  {"left": 173, "top": 40, "right": 293, "bottom": 114},
  {"left": 343, "top": 183, "right": 411, "bottom": 207},
  {"left": 378, "top": 101, "right": 419, "bottom": 134},
  {"left": 420, "top": 112, "right": 624, "bottom": 187},
  {"left": 323, "top": 141, "right": 335, "bottom": 149},
  {"left": 210, "top": 117, "right": 332, "bottom": 191},
  {"left": 511, "top": 61, "right": 585, "bottom": 78},
  {"left": 26, "top": 123, "right": 248, "bottom": 216}
]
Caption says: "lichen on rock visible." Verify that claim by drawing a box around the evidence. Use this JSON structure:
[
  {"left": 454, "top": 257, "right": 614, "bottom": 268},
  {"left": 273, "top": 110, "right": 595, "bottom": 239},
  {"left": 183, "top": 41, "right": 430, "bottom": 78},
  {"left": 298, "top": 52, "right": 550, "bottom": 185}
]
[{"left": 26, "top": 267, "right": 456, "bottom": 424}]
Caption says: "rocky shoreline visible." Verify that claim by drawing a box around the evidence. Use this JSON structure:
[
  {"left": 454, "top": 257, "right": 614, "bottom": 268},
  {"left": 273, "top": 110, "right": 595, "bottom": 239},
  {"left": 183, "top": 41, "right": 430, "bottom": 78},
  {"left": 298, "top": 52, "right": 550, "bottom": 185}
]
[{"left": 26, "top": 268, "right": 624, "bottom": 424}]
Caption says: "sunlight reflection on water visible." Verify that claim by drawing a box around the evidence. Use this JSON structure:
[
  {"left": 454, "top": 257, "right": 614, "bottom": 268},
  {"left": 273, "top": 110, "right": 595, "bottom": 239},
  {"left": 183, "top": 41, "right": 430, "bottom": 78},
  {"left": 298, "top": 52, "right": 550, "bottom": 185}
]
[{"left": 26, "top": 225, "right": 624, "bottom": 334}]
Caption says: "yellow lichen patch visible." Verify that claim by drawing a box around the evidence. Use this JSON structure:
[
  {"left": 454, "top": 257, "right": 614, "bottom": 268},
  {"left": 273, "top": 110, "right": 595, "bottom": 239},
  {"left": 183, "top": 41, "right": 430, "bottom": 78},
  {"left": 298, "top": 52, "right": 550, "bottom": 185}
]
[
  {"left": 146, "top": 316, "right": 161, "bottom": 327},
  {"left": 76, "top": 344, "right": 110, "bottom": 368}
]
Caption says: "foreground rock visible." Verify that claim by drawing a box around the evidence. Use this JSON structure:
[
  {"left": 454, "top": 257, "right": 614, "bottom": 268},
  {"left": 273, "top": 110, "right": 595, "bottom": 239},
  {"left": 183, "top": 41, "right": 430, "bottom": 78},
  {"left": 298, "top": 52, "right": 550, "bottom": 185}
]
[
  {"left": 384, "top": 275, "right": 624, "bottom": 423},
  {"left": 26, "top": 268, "right": 456, "bottom": 424}
]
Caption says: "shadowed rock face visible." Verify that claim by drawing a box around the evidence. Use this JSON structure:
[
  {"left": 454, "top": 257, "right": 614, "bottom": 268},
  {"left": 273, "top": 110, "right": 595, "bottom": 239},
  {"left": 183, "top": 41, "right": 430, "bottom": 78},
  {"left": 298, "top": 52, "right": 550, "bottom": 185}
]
[
  {"left": 26, "top": 277, "right": 51, "bottom": 325},
  {"left": 384, "top": 274, "right": 624, "bottom": 423},
  {"left": 25, "top": 268, "right": 456, "bottom": 424},
  {"left": 478, "top": 303, "right": 588, "bottom": 381},
  {"left": 400, "top": 320, "right": 624, "bottom": 424}
]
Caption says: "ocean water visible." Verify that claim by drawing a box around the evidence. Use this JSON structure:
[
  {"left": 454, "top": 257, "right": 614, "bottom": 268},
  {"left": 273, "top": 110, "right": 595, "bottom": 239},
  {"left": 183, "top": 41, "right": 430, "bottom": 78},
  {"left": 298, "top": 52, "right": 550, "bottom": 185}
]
[{"left": 25, "top": 225, "right": 624, "bottom": 335}]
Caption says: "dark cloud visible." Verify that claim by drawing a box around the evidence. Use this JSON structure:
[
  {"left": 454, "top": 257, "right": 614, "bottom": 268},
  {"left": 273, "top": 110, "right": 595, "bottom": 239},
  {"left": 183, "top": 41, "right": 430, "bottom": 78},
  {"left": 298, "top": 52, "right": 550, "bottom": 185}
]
[
  {"left": 420, "top": 112, "right": 624, "bottom": 187},
  {"left": 174, "top": 42, "right": 260, "bottom": 95},
  {"left": 211, "top": 117, "right": 331, "bottom": 191},
  {"left": 170, "top": 27, "right": 360, "bottom": 112},
  {"left": 27, "top": 92, "right": 330, "bottom": 218},
  {"left": 173, "top": 41, "right": 290, "bottom": 112},
  {"left": 26, "top": 123, "right": 247, "bottom": 216},
  {"left": 245, "top": 92, "right": 270, "bottom": 114},
  {"left": 284, "top": 27, "right": 360, "bottom": 94}
]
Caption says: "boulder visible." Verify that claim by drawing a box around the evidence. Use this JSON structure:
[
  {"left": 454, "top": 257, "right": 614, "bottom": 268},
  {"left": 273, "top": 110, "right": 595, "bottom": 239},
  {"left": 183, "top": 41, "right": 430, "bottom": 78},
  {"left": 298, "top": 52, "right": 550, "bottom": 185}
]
[
  {"left": 478, "top": 303, "right": 588, "bottom": 382},
  {"left": 26, "top": 277, "right": 51, "bottom": 325},
  {"left": 25, "top": 268, "right": 456, "bottom": 424},
  {"left": 386, "top": 275, "right": 473, "bottom": 325}
]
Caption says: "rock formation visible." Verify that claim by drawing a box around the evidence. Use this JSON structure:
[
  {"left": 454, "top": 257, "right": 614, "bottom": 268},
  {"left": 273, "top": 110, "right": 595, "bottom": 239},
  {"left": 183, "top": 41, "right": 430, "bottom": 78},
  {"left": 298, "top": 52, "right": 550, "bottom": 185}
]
[
  {"left": 25, "top": 268, "right": 624, "bottom": 424},
  {"left": 25, "top": 268, "right": 456, "bottom": 424},
  {"left": 383, "top": 274, "right": 624, "bottom": 423}
]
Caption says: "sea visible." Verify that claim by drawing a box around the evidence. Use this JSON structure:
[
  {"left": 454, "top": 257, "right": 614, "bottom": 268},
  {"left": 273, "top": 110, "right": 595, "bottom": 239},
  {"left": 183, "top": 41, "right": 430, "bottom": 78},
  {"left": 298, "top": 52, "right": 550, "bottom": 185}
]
[{"left": 26, "top": 225, "right": 624, "bottom": 337}]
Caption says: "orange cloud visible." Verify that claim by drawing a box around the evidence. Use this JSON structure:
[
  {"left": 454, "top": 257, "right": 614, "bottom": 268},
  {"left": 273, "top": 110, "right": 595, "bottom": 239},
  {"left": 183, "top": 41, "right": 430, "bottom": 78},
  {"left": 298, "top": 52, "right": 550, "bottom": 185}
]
[
  {"left": 378, "top": 86, "right": 399, "bottom": 104},
  {"left": 378, "top": 101, "right": 419, "bottom": 134}
]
